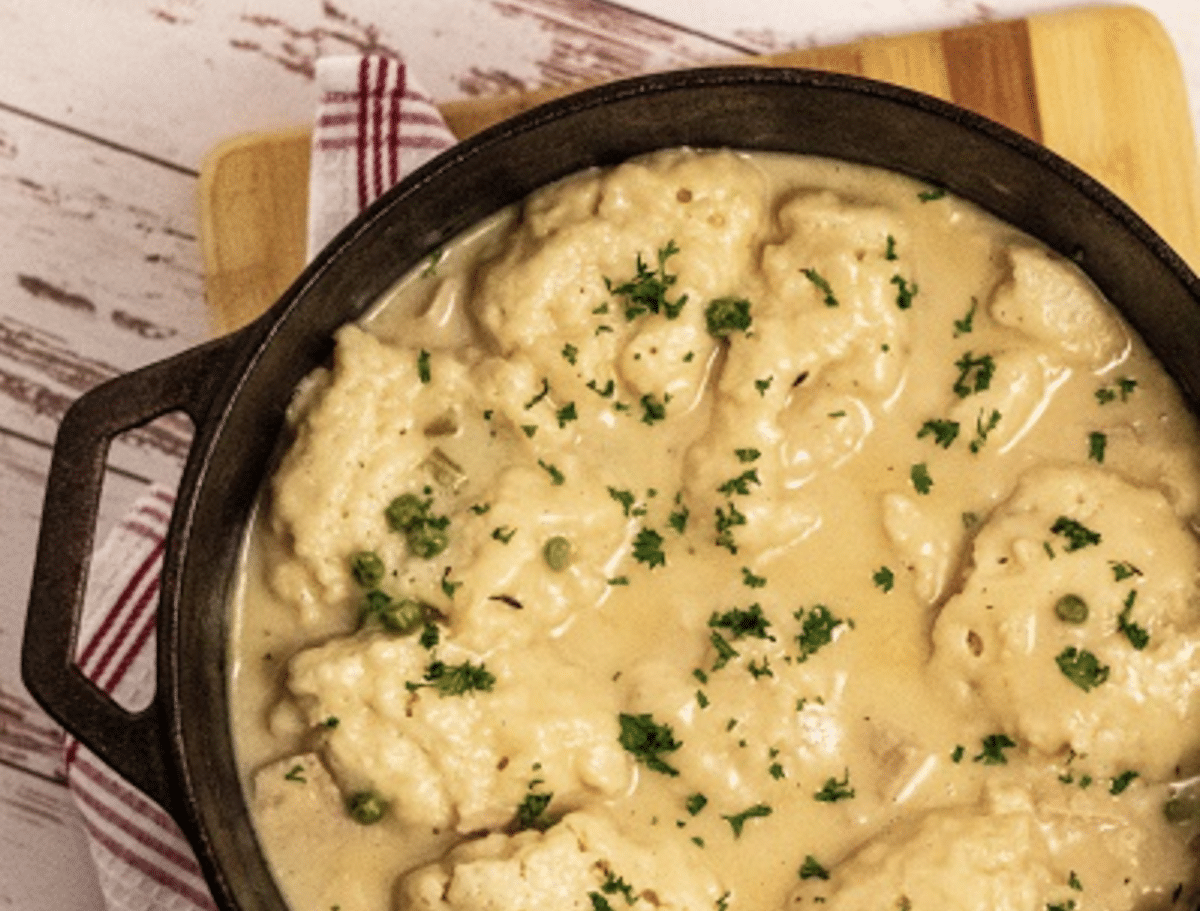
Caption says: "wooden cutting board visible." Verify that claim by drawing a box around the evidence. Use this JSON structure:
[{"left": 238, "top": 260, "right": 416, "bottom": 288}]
[{"left": 198, "top": 4, "right": 1200, "bottom": 335}]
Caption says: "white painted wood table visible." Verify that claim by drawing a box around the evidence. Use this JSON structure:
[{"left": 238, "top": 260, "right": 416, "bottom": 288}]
[{"left": 2, "top": 0, "right": 1198, "bottom": 906}]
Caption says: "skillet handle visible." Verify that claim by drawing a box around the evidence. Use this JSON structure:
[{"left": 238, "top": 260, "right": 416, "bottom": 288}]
[{"left": 22, "top": 332, "right": 247, "bottom": 814}]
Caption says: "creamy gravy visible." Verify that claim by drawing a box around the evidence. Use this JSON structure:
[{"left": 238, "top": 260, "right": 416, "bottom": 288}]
[{"left": 229, "top": 149, "right": 1200, "bottom": 911}]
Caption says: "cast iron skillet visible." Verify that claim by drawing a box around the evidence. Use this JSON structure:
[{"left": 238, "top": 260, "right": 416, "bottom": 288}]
[{"left": 22, "top": 66, "right": 1200, "bottom": 911}]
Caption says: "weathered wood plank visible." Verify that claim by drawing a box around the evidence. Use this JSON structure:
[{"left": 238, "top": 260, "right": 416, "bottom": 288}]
[
  {"left": 0, "top": 762, "right": 105, "bottom": 910},
  {"left": 0, "top": 0, "right": 748, "bottom": 174},
  {"left": 0, "top": 108, "right": 203, "bottom": 476}
]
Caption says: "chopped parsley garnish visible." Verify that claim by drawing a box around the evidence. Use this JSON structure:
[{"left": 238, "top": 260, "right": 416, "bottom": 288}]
[
  {"left": 1110, "top": 770, "right": 1139, "bottom": 795},
  {"left": 969, "top": 408, "right": 1002, "bottom": 453},
  {"left": 1088, "top": 431, "right": 1107, "bottom": 463},
  {"left": 891, "top": 274, "right": 918, "bottom": 309},
  {"left": 754, "top": 376, "right": 773, "bottom": 396},
  {"left": 440, "top": 569, "right": 462, "bottom": 598},
  {"left": 1069, "top": 872, "right": 1083, "bottom": 891},
  {"left": 917, "top": 418, "right": 959, "bottom": 449},
  {"left": 1055, "top": 647, "right": 1110, "bottom": 691},
  {"left": 492, "top": 525, "right": 517, "bottom": 544},
  {"left": 1047, "top": 901, "right": 1077, "bottom": 911},
  {"left": 741, "top": 567, "right": 768, "bottom": 588},
  {"left": 802, "top": 268, "right": 838, "bottom": 307},
  {"left": 608, "top": 575, "right": 630, "bottom": 586},
  {"left": 419, "top": 622, "right": 440, "bottom": 650},
  {"left": 417, "top": 349, "right": 431, "bottom": 383},
  {"left": 420, "top": 247, "right": 444, "bottom": 277},
  {"left": 718, "top": 469, "right": 761, "bottom": 496},
  {"left": 885, "top": 235, "right": 898, "bottom": 261},
  {"left": 668, "top": 501, "right": 690, "bottom": 533},
  {"left": 632, "top": 527, "right": 666, "bottom": 569},
  {"left": 715, "top": 502, "right": 747, "bottom": 553},
  {"left": 686, "top": 793, "right": 708, "bottom": 816},
  {"left": 537, "top": 458, "right": 565, "bottom": 485},
  {"left": 561, "top": 343, "right": 578, "bottom": 365},
  {"left": 1117, "top": 589, "right": 1150, "bottom": 649},
  {"left": 1050, "top": 516, "right": 1101, "bottom": 551},
  {"left": 710, "top": 631, "right": 739, "bottom": 670},
  {"left": 608, "top": 486, "right": 637, "bottom": 516},
  {"left": 747, "top": 658, "right": 773, "bottom": 679},
  {"left": 873, "top": 566, "right": 895, "bottom": 593},
  {"left": 410, "top": 659, "right": 496, "bottom": 697},
  {"left": 794, "top": 604, "right": 844, "bottom": 662},
  {"left": 705, "top": 296, "right": 753, "bottom": 337},
  {"left": 799, "top": 855, "right": 830, "bottom": 881},
  {"left": 523, "top": 378, "right": 551, "bottom": 410},
  {"left": 735, "top": 447, "right": 761, "bottom": 463},
  {"left": 918, "top": 186, "right": 947, "bottom": 201},
  {"left": 813, "top": 770, "right": 855, "bottom": 802},
  {"left": 513, "top": 791, "right": 555, "bottom": 832},
  {"left": 617, "top": 712, "right": 682, "bottom": 776},
  {"left": 322, "top": 716, "right": 339, "bottom": 728},
  {"left": 469, "top": 502, "right": 491, "bottom": 515},
  {"left": 951, "top": 745, "right": 966, "bottom": 763},
  {"left": 349, "top": 551, "right": 385, "bottom": 588},
  {"left": 722, "top": 803, "right": 773, "bottom": 836},
  {"left": 974, "top": 733, "right": 1017, "bottom": 765},
  {"left": 521, "top": 424, "right": 538, "bottom": 438},
  {"left": 910, "top": 462, "right": 933, "bottom": 495},
  {"left": 954, "top": 297, "right": 977, "bottom": 335},
  {"left": 640, "top": 393, "right": 667, "bottom": 424},
  {"left": 606, "top": 241, "right": 688, "bottom": 320},
  {"left": 1095, "top": 377, "right": 1138, "bottom": 404},
  {"left": 710, "top": 603, "right": 774, "bottom": 640},
  {"left": 952, "top": 351, "right": 996, "bottom": 398},
  {"left": 555, "top": 402, "right": 578, "bottom": 427},
  {"left": 1110, "top": 560, "right": 1141, "bottom": 581},
  {"left": 599, "top": 871, "right": 637, "bottom": 906},
  {"left": 588, "top": 378, "right": 616, "bottom": 398},
  {"left": 385, "top": 493, "right": 450, "bottom": 559},
  {"left": 284, "top": 763, "right": 306, "bottom": 783}
]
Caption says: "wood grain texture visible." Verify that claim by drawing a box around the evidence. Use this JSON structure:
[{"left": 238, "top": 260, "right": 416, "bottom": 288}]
[
  {"left": 1029, "top": 5, "right": 1200, "bottom": 267},
  {"left": 198, "top": 5, "right": 1200, "bottom": 334},
  {"left": 942, "top": 18, "right": 1041, "bottom": 142}
]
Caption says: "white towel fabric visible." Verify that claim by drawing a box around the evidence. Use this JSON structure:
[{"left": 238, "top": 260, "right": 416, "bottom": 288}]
[
  {"left": 306, "top": 55, "right": 456, "bottom": 260},
  {"left": 65, "top": 55, "right": 457, "bottom": 911}
]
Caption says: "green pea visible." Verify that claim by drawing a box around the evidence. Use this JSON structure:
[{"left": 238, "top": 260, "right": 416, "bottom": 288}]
[
  {"left": 349, "top": 551, "right": 385, "bottom": 588},
  {"left": 1164, "top": 792, "right": 1200, "bottom": 824},
  {"left": 346, "top": 790, "right": 387, "bottom": 825},
  {"left": 359, "top": 590, "right": 393, "bottom": 628},
  {"left": 1054, "top": 594, "right": 1089, "bottom": 624},
  {"left": 360, "top": 592, "right": 426, "bottom": 635},
  {"left": 379, "top": 598, "right": 426, "bottom": 635},
  {"left": 385, "top": 493, "right": 427, "bottom": 531},
  {"left": 543, "top": 536, "right": 572, "bottom": 571},
  {"left": 406, "top": 525, "right": 449, "bottom": 559}
]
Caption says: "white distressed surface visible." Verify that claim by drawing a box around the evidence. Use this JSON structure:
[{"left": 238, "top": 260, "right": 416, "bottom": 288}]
[{"left": 0, "top": 0, "right": 1196, "bottom": 907}]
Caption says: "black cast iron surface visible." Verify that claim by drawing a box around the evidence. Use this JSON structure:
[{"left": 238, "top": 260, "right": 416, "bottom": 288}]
[{"left": 23, "top": 66, "right": 1200, "bottom": 911}]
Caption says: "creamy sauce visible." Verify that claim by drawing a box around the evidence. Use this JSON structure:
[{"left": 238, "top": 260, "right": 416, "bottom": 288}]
[{"left": 229, "top": 149, "right": 1200, "bottom": 911}]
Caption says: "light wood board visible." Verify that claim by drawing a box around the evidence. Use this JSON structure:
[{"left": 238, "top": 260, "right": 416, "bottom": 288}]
[{"left": 198, "top": 4, "right": 1200, "bottom": 334}]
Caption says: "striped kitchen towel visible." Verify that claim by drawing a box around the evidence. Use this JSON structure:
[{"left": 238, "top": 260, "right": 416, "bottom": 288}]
[
  {"left": 306, "top": 54, "right": 457, "bottom": 260},
  {"left": 66, "top": 55, "right": 457, "bottom": 911}
]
